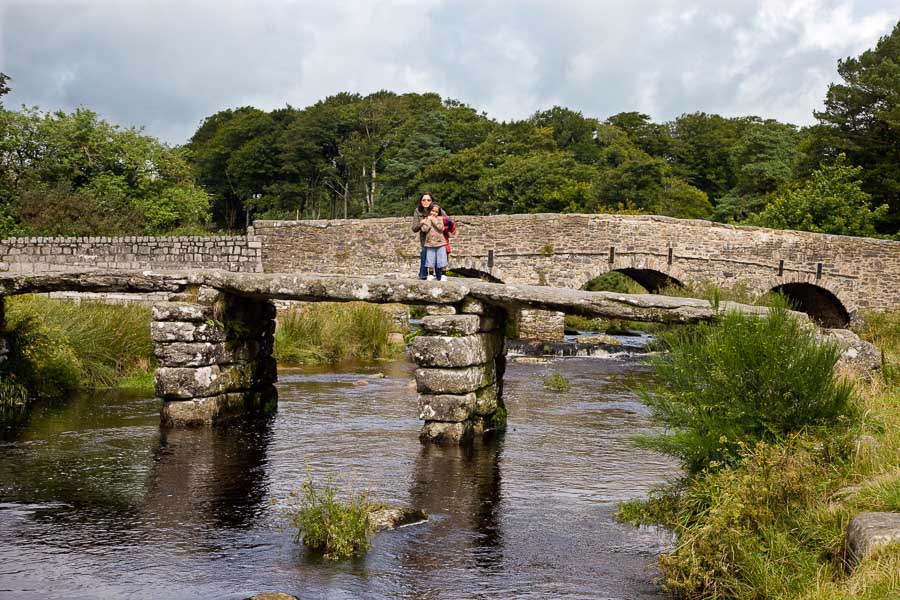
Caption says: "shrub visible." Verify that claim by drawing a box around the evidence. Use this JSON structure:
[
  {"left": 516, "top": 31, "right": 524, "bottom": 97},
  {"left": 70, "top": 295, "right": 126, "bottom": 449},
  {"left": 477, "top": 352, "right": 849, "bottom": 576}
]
[
  {"left": 274, "top": 302, "right": 400, "bottom": 365},
  {"left": 638, "top": 307, "right": 857, "bottom": 473},
  {"left": 543, "top": 370, "right": 571, "bottom": 392},
  {"left": 289, "top": 476, "right": 373, "bottom": 560}
]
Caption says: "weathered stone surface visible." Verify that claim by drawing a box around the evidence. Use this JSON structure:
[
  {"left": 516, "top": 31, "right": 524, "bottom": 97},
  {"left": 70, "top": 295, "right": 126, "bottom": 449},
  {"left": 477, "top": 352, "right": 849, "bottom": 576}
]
[
  {"left": 151, "top": 302, "right": 214, "bottom": 322},
  {"left": 424, "top": 304, "right": 456, "bottom": 315},
  {"left": 409, "top": 332, "right": 504, "bottom": 368},
  {"left": 474, "top": 383, "right": 500, "bottom": 416},
  {"left": 415, "top": 362, "right": 496, "bottom": 394},
  {"left": 458, "top": 297, "right": 490, "bottom": 315},
  {"left": 160, "top": 386, "right": 277, "bottom": 426},
  {"left": 575, "top": 334, "right": 622, "bottom": 346},
  {"left": 421, "top": 314, "right": 499, "bottom": 334},
  {"left": 367, "top": 506, "right": 428, "bottom": 531},
  {"left": 151, "top": 320, "right": 226, "bottom": 343},
  {"left": 516, "top": 308, "right": 565, "bottom": 341},
  {"left": 820, "top": 328, "right": 882, "bottom": 376},
  {"left": 846, "top": 512, "right": 900, "bottom": 566},
  {"left": 419, "top": 420, "right": 474, "bottom": 444},
  {"left": 248, "top": 594, "right": 298, "bottom": 600},
  {"left": 155, "top": 365, "right": 228, "bottom": 399},
  {"left": 421, "top": 314, "right": 480, "bottom": 334},
  {"left": 417, "top": 392, "right": 475, "bottom": 422},
  {"left": 154, "top": 342, "right": 226, "bottom": 367}
]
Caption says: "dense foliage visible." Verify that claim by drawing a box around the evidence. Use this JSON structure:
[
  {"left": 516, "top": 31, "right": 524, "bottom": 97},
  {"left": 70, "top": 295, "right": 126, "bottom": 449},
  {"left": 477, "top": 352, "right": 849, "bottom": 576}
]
[
  {"left": 638, "top": 308, "right": 857, "bottom": 474},
  {"left": 620, "top": 313, "right": 900, "bottom": 600},
  {"left": 2, "top": 21, "right": 899, "bottom": 238},
  {"left": 0, "top": 90, "right": 209, "bottom": 237}
]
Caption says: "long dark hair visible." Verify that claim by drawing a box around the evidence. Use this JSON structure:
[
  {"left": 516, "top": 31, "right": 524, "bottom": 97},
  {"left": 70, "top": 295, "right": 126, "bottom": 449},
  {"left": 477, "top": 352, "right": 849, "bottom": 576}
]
[{"left": 416, "top": 191, "right": 436, "bottom": 216}]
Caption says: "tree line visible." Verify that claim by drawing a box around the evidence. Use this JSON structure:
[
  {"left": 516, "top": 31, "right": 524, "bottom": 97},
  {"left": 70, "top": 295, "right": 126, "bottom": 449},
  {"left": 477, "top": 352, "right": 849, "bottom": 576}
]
[{"left": 0, "top": 21, "right": 898, "bottom": 239}]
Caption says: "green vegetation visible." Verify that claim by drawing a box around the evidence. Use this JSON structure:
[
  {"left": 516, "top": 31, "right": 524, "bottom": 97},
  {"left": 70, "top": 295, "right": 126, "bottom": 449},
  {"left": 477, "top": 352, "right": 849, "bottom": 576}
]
[
  {"left": 583, "top": 271, "right": 647, "bottom": 294},
  {"left": 0, "top": 105, "right": 210, "bottom": 237},
  {"left": 489, "top": 405, "right": 508, "bottom": 431},
  {"left": 5, "top": 23, "right": 900, "bottom": 237},
  {"left": 274, "top": 302, "right": 403, "bottom": 365},
  {"left": 638, "top": 307, "right": 856, "bottom": 473},
  {"left": 289, "top": 475, "right": 373, "bottom": 560},
  {"left": 618, "top": 310, "right": 900, "bottom": 599},
  {"left": 542, "top": 370, "right": 571, "bottom": 392},
  {"left": 2, "top": 296, "right": 155, "bottom": 399}
]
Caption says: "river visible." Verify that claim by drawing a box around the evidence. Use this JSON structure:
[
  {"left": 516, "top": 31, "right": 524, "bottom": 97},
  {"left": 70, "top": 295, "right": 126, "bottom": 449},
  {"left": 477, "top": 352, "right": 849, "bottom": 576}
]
[{"left": 0, "top": 352, "right": 677, "bottom": 599}]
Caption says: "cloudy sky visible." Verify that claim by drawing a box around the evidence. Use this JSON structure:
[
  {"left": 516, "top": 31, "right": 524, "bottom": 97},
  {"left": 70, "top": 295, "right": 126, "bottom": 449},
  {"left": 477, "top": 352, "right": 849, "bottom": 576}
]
[{"left": 2, "top": 0, "right": 898, "bottom": 144}]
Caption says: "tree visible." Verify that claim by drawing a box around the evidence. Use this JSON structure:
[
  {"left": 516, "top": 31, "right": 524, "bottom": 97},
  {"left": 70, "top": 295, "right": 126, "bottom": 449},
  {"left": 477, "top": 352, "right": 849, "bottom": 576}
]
[
  {"left": 0, "top": 73, "right": 9, "bottom": 105},
  {"left": 750, "top": 156, "right": 888, "bottom": 237},
  {"left": 1, "top": 107, "right": 209, "bottom": 236},
  {"left": 814, "top": 20, "right": 900, "bottom": 234}
]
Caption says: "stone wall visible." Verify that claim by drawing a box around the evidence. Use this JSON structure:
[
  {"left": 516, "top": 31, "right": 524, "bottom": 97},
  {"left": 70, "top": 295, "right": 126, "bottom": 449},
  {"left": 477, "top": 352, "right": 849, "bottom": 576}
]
[
  {"left": 0, "top": 235, "right": 262, "bottom": 274},
  {"left": 253, "top": 215, "right": 900, "bottom": 317}
]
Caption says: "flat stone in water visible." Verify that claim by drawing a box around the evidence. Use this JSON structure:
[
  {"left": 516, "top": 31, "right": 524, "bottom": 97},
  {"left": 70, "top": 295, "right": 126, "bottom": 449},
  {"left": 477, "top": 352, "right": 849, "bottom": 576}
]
[{"left": 368, "top": 506, "right": 428, "bottom": 531}]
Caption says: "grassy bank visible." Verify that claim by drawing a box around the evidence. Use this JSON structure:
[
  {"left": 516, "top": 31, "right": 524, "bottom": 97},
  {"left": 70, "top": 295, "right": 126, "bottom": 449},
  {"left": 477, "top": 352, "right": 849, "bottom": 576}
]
[
  {"left": 618, "top": 309, "right": 900, "bottom": 599},
  {"left": 274, "top": 302, "right": 404, "bottom": 365},
  {"left": 1, "top": 295, "right": 156, "bottom": 403}
]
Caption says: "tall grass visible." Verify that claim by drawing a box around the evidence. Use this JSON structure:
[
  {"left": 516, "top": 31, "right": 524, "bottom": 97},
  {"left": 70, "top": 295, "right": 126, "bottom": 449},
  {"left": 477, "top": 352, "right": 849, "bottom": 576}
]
[
  {"left": 274, "top": 302, "right": 401, "bottom": 365},
  {"left": 3, "top": 295, "right": 154, "bottom": 397}
]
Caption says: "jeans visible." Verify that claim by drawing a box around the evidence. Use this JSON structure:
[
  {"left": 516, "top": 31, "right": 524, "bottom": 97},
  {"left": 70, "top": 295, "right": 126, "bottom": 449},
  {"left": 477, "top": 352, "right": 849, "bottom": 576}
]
[{"left": 419, "top": 247, "right": 444, "bottom": 279}]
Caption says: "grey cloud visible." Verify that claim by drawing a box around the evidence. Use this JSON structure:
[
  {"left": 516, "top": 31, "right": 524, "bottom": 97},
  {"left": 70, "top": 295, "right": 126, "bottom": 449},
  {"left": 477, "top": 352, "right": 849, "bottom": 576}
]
[{"left": 1, "top": 0, "right": 896, "bottom": 144}]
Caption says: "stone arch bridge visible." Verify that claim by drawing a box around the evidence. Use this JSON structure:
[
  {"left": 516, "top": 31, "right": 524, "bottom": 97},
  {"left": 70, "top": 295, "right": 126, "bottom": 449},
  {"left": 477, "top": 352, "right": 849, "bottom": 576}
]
[
  {"left": 254, "top": 214, "right": 900, "bottom": 327},
  {"left": 0, "top": 269, "right": 783, "bottom": 444}
]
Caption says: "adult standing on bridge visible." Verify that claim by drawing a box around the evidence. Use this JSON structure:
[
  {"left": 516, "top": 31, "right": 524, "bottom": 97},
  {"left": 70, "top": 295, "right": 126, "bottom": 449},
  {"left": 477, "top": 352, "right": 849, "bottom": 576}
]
[{"left": 412, "top": 192, "right": 447, "bottom": 279}]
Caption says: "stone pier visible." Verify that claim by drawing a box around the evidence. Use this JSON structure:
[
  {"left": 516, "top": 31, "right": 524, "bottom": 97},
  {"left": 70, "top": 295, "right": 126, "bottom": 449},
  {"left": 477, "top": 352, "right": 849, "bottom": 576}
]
[
  {"left": 409, "top": 299, "right": 507, "bottom": 444},
  {"left": 153, "top": 288, "right": 278, "bottom": 426}
]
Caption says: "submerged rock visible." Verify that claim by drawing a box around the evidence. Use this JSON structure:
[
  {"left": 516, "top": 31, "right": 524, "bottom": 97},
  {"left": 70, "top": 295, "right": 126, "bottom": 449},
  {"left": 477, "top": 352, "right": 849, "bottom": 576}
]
[
  {"left": 368, "top": 506, "right": 428, "bottom": 531},
  {"left": 248, "top": 594, "right": 298, "bottom": 600}
]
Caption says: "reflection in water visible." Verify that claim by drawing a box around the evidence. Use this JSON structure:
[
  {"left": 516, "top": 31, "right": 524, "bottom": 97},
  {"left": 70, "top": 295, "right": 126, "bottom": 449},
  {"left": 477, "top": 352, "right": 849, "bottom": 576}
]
[
  {"left": 407, "top": 437, "right": 505, "bottom": 577},
  {"left": 0, "top": 356, "right": 677, "bottom": 599},
  {"left": 144, "top": 417, "right": 275, "bottom": 530}
]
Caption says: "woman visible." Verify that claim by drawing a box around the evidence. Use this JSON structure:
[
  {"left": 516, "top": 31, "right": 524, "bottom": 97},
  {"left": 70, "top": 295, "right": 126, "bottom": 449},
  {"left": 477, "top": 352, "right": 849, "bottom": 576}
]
[
  {"left": 419, "top": 203, "right": 449, "bottom": 280},
  {"left": 411, "top": 192, "right": 447, "bottom": 279}
]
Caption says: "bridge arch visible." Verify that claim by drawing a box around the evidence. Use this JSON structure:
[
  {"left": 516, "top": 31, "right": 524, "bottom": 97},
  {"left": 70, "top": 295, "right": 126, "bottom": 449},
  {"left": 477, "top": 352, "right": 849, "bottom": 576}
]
[
  {"left": 768, "top": 282, "right": 850, "bottom": 328},
  {"left": 446, "top": 258, "right": 506, "bottom": 283},
  {"left": 577, "top": 259, "right": 685, "bottom": 294}
]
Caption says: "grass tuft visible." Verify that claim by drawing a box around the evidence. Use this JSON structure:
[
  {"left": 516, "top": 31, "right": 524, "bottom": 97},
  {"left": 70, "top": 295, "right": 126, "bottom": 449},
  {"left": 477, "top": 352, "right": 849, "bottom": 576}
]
[
  {"left": 288, "top": 475, "right": 374, "bottom": 560},
  {"left": 542, "top": 370, "right": 571, "bottom": 392}
]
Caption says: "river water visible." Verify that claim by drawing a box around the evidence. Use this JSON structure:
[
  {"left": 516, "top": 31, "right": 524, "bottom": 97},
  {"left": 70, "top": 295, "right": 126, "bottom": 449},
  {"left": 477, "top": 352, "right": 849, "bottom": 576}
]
[{"left": 0, "top": 353, "right": 677, "bottom": 600}]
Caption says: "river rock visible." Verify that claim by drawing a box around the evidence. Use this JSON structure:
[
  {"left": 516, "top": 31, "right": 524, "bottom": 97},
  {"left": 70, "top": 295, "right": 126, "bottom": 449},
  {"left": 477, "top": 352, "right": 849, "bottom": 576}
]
[
  {"left": 574, "top": 335, "right": 622, "bottom": 346},
  {"left": 820, "top": 329, "right": 882, "bottom": 377},
  {"left": 367, "top": 506, "right": 428, "bottom": 531},
  {"left": 415, "top": 362, "right": 496, "bottom": 394},
  {"left": 417, "top": 392, "right": 475, "bottom": 422},
  {"left": 248, "top": 593, "right": 299, "bottom": 600},
  {"left": 419, "top": 419, "right": 474, "bottom": 444},
  {"left": 409, "top": 332, "right": 503, "bottom": 368},
  {"left": 846, "top": 512, "right": 900, "bottom": 566}
]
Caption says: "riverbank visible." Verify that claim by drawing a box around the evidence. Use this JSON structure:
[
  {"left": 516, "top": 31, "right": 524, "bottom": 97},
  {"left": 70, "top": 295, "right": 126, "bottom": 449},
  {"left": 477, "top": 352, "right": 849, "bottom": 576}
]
[
  {"left": 0, "top": 295, "right": 156, "bottom": 407},
  {"left": 618, "top": 310, "right": 900, "bottom": 600}
]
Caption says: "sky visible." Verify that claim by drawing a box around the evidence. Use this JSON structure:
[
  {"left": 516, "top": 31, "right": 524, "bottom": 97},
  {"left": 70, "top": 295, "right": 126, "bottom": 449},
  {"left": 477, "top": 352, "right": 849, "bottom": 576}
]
[{"left": 1, "top": 0, "right": 898, "bottom": 145}]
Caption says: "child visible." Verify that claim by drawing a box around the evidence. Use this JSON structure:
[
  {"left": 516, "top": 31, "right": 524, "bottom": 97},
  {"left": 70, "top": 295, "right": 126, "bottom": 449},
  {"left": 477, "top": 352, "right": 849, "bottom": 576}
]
[{"left": 419, "top": 204, "right": 448, "bottom": 280}]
